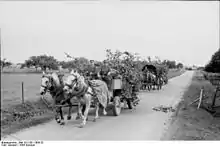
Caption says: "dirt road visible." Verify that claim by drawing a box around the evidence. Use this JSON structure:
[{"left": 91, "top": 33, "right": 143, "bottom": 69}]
[{"left": 3, "top": 71, "right": 194, "bottom": 141}]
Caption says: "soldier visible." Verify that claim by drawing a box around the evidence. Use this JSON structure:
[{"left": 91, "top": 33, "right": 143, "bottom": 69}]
[
  {"left": 88, "top": 60, "right": 100, "bottom": 80},
  {"left": 99, "top": 60, "right": 112, "bottom": 90}
]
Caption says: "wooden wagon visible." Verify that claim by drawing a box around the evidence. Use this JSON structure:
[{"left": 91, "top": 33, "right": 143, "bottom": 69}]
[
  {"left": 107, "top": 75, "right": 140, "bottom": 116},
  {"left": 141, "top": 64, "right": 168, "bottom": 89}
]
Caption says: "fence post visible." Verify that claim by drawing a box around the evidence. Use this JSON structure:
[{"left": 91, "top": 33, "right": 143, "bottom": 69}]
[
  {"left": 211, "top": 87, "right": 219, "bottom": 109},
  {"left": 22, "top": 82, "right": 24, "bottom": 104},
  {"left": 197, "top": 87, "right": 204, "bottom": 109}
]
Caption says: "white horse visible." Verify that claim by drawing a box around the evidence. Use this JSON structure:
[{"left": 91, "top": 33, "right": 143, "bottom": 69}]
[
  {"left": 156, "top": 76, "right": 164, "bottom": 90},
  {"left": 40, "top": 71, "right": 73, "bottom": 125},
  {"left": 63, "top": 69, "right": 110, "bottom": 127},
  {"left": 143, "top": 71, "right": 157, "bottom": 91}
]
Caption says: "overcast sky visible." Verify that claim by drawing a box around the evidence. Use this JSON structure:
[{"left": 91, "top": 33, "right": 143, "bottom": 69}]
[{"left": 0, "top": 1, "right": 219, "bottom": 66}]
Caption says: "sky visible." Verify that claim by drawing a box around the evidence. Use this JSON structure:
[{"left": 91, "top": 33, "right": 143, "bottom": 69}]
[{"left": 0, "top": 1, "right": 219, "bottom": 66}]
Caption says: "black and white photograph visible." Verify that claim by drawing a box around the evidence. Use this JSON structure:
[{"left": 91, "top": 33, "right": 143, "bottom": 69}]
[{"left": 0, "top": 0, "right": 220, "bottom": 143}]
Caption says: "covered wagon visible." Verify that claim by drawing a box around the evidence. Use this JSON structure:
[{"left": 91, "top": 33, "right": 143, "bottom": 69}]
[{"left": 142, "top": 63, "right": 168, "bottom": 89}]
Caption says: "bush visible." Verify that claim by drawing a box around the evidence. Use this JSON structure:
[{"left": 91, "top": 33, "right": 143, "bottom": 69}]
[{"left": 205, "top": 48, "right": 220, "bottom": 73}]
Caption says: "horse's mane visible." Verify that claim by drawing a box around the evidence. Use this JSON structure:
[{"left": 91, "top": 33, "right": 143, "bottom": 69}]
[
  {"left": 77, "top": 74, "right": 87, "bottom": 88},
  {"left": 51, "top": 72, "right": 62, "bottom": 87}
]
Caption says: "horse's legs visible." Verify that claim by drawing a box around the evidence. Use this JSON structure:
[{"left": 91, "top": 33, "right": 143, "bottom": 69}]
[
  {"left": 158, "top": 79, "right": 161, "bottom": 90},
  {"left": 59, "top": 107, "right": 65, "bottom": 125},
  {"left": 157, "top": 81, "right": 159, "bottom": 90},
  {"left": 82, "top": 104, "right": 86, "bottom": 115},
  {"left": 54, "top": 100, "right": 61, "bottom": 123},
  {"left": 103, "top": 107, "right": 107, "bottom": 116},
  {"left": 80, "top": 95, "right": 91, "bottom": 127},
  {"left": 80, "top": 104, "right": 88, "bottom": 121},
  {"left": 93, "top": 102, "right": 99, "bottom": 122},
  {"left": 67, "top": 100, "right": 72, "bottom": 120},
  {"left": 55, "top": 107, "right": 61, "bottom": 124},
  {"left": 81, "top": 104, "right": 88, "bottom": 121},
  {"left": 76, "top": 102, "right": 82, "bottom": 120}
]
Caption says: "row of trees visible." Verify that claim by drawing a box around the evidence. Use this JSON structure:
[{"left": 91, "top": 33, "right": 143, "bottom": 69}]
[
  {"left": 162, "top": 60, "right": 183, "bottom": 69},
  {"left": 1, "top": 50, "right": 184, "bottom": 72},
  {"left": 21, "top": 55, "right": 59, "bottom": 71},
  {"left": 20, "top": 54, "right": 183, "bottom": 71},
  {"left": 205, "top": 48, "right": 220, "bottom": 73}
]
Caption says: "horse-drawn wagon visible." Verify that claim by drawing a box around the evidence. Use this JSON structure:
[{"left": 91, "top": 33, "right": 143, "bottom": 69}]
[
  {"left": 141, "top": 64, "right": 168, "bottom": 90},
  {"left": 98, "top": 71, "right": 140, "bottom": 116},
  {"left": 39, "top": 68, "right": 141, "bottom": 127}
]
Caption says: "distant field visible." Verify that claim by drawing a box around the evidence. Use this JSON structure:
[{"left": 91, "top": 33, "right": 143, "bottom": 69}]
[
  {"left": 167, "top": 68, "right": 185, "bottom": 79},
  {"left": 1, "top": 74, "right": 43, "bottom": 109}
]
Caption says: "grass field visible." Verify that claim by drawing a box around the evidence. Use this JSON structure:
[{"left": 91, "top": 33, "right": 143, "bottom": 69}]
[
  {"left": 1, "top": 74, "right": 42, "bottom": 109},
  {"left": 167, "top": 68, "right": 185, "bottom": 79},
  {"left": 162, "top": 71, "right": 220, "bottom": 140},
  {"left": 1, "top": 68, "right": 185, "bottom": 137}
]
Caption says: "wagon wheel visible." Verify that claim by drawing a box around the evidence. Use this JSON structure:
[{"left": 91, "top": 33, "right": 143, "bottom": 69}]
[{"left": 112, "top": 96, "right": 121, "bottom": 116}]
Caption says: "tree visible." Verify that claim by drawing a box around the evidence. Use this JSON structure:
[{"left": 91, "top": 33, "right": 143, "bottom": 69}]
[
  {"left": 155, "top": 56, "right": 162, "bottom": 64},
  {"left": 38, "top": 55, "right": 59, "bottom": 70},
  {"left": 22, "top": 56, "right": 40, "bottom": 71},
  {"left": 22, "top": 59, "right": 34, "bottom": 69},
  {"left": 176, "top": 63, "right": 184, "bottom": 69},
  {"left": 162, "top": 60, "right": 177, "bottom": 69},
  {"left": 0, "top": 58, "right": 12, "bottom": 71},
  {"left": 23, "top": 55, "right": 59, "bottom": 71},
  {"left": 59, "top": 57, "right": 91, "bottom": 72},
  {"left": 205, "top": 48, "right": 220, "bottom": 73},
  {"left": 59, "top": 60, "right": 76, "bottom": 70},
  {"left": 74, "top": 57, "right": 90, "bottom": 73}
]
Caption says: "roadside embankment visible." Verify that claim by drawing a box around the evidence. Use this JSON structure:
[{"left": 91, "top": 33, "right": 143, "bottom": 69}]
[{"left": 162, "top": 70, "right": 220, "bottom": 140}]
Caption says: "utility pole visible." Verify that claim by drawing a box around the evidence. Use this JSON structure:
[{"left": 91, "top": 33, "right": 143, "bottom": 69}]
[
  {"left": 0, "top": 28, "right": 2, "bottom": 72},
  {"left": 0, "top": 28, "right": 4, "bottom": 61},
  {"left": 0, "top": 28, "right": 1, "bottom": 60}
]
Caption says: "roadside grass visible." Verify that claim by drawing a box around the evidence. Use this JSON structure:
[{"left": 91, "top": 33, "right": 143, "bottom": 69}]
[
  {"left": 1, "top": 68, "right": 185, "bottom": 138},
  {"left": 162, "top": 70, "right": 220, "bottom": 140},
  {"left": 167, "top": 68, "right": 185, "bottom": 79},
  {"left": 1, "top": 98, "right": 78, "bottom": 138}
]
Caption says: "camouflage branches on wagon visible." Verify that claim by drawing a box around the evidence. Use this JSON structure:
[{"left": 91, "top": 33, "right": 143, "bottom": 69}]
[
  {"left": 104, "top": 50, "right": 143, "bottom": 98},
  {"left": 142, "top": 63, "right": 168, "bottom": 77}
]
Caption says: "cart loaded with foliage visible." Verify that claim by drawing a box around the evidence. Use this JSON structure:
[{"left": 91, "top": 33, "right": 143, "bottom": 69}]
[
  {"left": 98, "top": 50, "right": 143, "bottom": 115},
  {"left": 102, "top": 69, "right": 140, "bottom": 116}
]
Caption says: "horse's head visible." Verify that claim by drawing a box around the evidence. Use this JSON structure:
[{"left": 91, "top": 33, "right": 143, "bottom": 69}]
[
  {"left": 63, "top": 69, "right": 80, "bottom": 94},
  {"left": 40, "top": 71, "right": 52, "bottom": 95},
  {"left": 40, "top": 71, "right": 61, "bottom": 95}
]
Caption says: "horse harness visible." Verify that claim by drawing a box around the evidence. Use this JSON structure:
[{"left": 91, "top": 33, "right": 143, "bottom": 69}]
[
  {"left": 64, "top": 76, "right": 94, "bottom": 98},
  {"left": 41, "top": 75, "right": 63, "bottom": 98}
]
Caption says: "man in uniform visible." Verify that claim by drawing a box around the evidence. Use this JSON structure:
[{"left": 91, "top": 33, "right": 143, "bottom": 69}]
[
  {"left": 99, "top": 60, "right": 112, "bottom": 90},
  {"left": 88, "top": 60, "right": 99, "bottom": 80}
]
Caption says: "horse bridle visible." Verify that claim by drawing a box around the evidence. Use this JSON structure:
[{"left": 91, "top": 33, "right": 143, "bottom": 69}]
[
  {"left": 64, "top": 75, "right": 78, "bottom": 90},
  {"left": 41, "top": 76, "right": 54, "bottom": 93}
]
